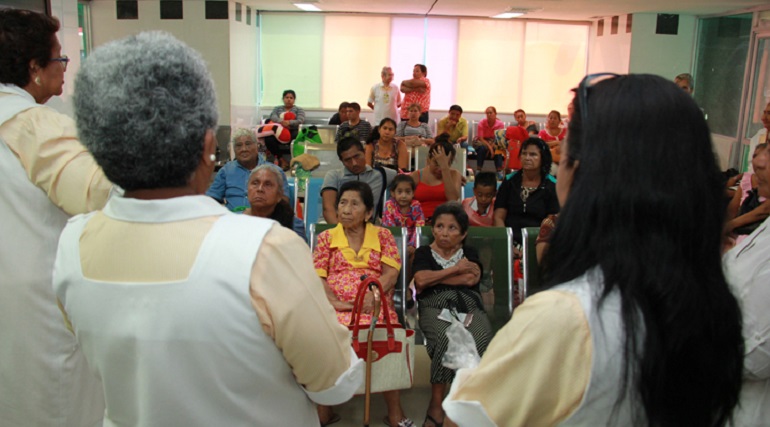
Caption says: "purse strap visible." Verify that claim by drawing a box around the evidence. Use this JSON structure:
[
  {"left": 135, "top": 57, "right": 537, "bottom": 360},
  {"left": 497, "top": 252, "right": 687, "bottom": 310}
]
[{"left": 349, "top": 276, "right": 396, "bottom": 352}]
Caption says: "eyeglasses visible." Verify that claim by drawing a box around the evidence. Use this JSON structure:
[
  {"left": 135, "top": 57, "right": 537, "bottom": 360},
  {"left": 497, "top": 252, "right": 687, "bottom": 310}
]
[
  {"left": 577, "top": 72, "right": 620, "bottom": 127},
  {"left": 51, "top": 55, "right": 70, "bottom": 71}
]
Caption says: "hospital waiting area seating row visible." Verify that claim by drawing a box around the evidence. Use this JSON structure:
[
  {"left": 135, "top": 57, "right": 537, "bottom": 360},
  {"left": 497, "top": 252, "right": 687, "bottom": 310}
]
[{"left": 306, "top": 223, "right": 545, "bottom": 342}]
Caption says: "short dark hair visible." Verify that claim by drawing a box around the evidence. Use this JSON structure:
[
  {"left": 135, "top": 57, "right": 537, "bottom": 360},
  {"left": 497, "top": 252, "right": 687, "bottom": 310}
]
[
  {"left": 432, "top": 202, "right": 469, "bottom": 235},
  {"left": 548, "top": 110, "right": 561, "bottom": 120},
  {"left": 514, "top": 109, "right": 526, "bottom": 115},
  {"left": 526, "top": 124, "right": 539, "bottom": 134},
  {"left": 429, "top": 139, "right": 456, "bottom": 163},
  {"left": 434, "top": 133, "right": 451, "bottom": 145},
  {"left": 348, "top": 102, "right": 361, "bottom": 111},
  {"left": 338, "top": 101, "right": 350, "bottom": 111},
  {"left": 519, "top": 137, "right": 552, "bottom": 179},
  {"left": 449, "top": 105, "right": 463, "bottom": 114},
  {"left": 474, "top": 171, "right": 497, "bottom": 189},
  {"left": 337, "top": 181, "right": 374, "bottom": 213},
  {"left": 415, "top": 63, "right": 427, "bottom": 76},
  {"left": 282, "top": 89, "right": 296, "bottom": 99},
  {"left": 389, "top": 174, "right": 416, "bottom": 192},
  {"left": 0, "top": 9, "right": 60, "bottom": 87},
  {"left": 337, "top": 136, "right": 364, "bottom": 160}
]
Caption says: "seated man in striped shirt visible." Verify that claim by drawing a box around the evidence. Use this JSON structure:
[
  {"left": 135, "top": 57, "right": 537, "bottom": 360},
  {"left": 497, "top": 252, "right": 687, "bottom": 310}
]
[{"left": 335, "top": 102, "right": 372, "bottom": 143}]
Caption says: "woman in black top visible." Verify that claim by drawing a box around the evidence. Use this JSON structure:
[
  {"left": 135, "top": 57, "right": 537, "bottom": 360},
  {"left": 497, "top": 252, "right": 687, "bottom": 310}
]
[
  {"left": 494, "top": 137, "right": 559, "bottom": 251},
  {"left": 413, "top": 202, "right": 493, "bottom": 427}
]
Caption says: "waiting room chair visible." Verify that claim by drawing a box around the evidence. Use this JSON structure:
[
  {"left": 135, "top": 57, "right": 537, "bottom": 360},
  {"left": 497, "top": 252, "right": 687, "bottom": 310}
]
[
  {"left": 301, "top": 177, "right": 325, "bottom": 239},
  {"left": 520, "top": 226, "right": 542, "bottom": 302},
  {"left": 303, "top": 144, "right": 343, "bottom": 178}
]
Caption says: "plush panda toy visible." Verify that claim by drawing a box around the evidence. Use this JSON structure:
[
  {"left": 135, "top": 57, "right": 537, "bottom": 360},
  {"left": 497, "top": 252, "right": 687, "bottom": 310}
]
[{"left": 256, "top": 119, "right": 290, "bottom": 144}]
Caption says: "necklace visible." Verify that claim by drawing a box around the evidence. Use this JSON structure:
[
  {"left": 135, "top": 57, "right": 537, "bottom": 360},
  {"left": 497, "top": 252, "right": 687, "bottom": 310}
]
[{"left": 520, "top": 186, "right": 538, "bottom": 213}]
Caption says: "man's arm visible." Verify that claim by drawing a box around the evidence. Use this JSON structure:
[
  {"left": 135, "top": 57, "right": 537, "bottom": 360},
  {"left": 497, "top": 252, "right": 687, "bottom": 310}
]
[
  {"left": 205, "top": 168, "right": 226, "bottom": 203},
  {"left": 400, "top": 79, "right": 427, "bottom": 93},
  {"left": 322, "top": 189, "right": 338, "bottom": 224},
  {"left": 367, "top": 86, "right": 375, "bottom": 110}
]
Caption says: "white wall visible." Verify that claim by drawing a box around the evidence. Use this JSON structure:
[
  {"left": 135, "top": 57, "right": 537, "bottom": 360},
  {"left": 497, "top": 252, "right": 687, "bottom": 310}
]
[
  {"left": 228, "top": 0, "right": 259, "bottom": 130},
  {"left": 89, "top": 0, "right": 231, "bottom": 125},
  {"left": 47, "top": 0, "right": 79, "bottom": 115},
  {"left": 629, "top": 13, "right": 696, "bottom": 79},
  {"left": 588, "top": 15, "right": 631, "bottom": 74}
]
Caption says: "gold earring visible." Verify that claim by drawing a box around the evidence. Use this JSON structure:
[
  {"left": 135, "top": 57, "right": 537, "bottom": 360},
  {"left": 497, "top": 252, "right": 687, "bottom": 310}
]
[{"left": 34, "top": 76, "right": 42, "bottom": 86}]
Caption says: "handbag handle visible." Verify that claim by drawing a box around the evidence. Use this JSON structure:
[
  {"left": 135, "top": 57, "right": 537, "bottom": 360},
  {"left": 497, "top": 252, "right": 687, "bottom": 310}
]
[{"left": 349, "top": 276, "right": 396, "bottom": 352}]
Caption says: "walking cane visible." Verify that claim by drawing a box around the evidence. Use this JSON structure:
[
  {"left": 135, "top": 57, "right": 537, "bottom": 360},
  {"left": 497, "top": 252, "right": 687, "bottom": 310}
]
[{"left": 363, "top": 280, "right": 381, "bottom": 427}]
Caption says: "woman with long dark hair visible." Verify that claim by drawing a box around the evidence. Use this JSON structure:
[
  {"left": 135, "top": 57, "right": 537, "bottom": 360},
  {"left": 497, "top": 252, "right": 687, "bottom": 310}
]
[
  {"left": 444, "top": 74, "right": 744, "bottom": 426},
  {"left": 366, "top": 117, "right": 409, "bottom": 171}
]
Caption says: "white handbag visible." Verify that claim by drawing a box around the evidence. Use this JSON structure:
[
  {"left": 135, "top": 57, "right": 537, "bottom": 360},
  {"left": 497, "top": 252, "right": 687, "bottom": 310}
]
[{"left": 349, "top": 278, "right": 415, "bottom": 394}]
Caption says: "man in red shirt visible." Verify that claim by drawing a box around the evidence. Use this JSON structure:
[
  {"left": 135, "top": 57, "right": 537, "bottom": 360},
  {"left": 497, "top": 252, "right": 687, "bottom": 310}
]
[{"left": 400, "top": 64, "right": 431, "bottom": 124}]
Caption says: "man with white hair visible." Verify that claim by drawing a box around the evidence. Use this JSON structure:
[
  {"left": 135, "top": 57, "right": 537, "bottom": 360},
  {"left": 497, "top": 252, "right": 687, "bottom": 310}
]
[{"left": 368, "top": 66, "right": 401, "bottom": 125}]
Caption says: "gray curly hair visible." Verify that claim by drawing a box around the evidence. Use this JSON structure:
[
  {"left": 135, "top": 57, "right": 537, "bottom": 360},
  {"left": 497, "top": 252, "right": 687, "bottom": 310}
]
[
  {"left": 73, "top": 31, "right": 218, "bottom": 190},
  {"left": 231, "top": 127, "right": 257, "bottom": 145},
  {"left": 247, "top": 164, "right": 285, "bottom": 195}
]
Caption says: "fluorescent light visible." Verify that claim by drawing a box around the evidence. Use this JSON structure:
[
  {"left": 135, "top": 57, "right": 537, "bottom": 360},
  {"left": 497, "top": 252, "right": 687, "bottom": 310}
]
[
  {"left": 492, "top": 12, "right": 525, "bottom": 19},
  {"left": 293, "top": 3, "right": 321, "bottom": 12}
]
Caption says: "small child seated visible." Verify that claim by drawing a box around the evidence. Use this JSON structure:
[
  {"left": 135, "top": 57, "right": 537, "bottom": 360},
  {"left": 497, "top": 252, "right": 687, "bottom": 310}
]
[
  {"left": 462, "top": 171, "right": 497, "bottom": 227},
  {"left": 382, "top": 174, "right": 425, "bottom": 248}
]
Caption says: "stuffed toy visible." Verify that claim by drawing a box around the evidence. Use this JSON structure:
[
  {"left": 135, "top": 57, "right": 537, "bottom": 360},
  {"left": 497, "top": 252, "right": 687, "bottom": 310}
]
[
  {"left": 280, "top": 111, "right": 296, "bottom": 123},
  {"left": 256, "top": 119, "right": 291, "bottom": 144},
  {"left": 292, "top": 125, "right": 323, "bottom": 157}
]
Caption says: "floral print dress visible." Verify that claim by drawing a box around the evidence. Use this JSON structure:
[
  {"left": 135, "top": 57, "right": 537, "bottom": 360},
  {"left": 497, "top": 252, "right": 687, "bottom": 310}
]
[{"left": 314, "top": 223, "right": 401, "bottom": 325}]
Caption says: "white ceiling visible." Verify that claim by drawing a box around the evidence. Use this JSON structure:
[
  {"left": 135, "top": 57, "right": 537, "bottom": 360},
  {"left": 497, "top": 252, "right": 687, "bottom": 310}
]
[{"left": 242, "top": 0, "right": 767, "bottom": 21}]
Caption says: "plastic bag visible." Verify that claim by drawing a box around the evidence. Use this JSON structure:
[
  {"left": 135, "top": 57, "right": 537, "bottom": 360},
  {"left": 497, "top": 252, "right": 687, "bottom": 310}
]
[{"left": 441, "top": 314, "right": 480, "bottom": 370}]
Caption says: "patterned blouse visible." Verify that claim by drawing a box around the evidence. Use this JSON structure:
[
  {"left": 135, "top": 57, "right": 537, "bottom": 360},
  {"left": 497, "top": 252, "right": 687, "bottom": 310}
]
[
  {"left": 381, "top": 198, "right": 425, "bottom": 247},
  {"left": 313, "top": 223, "right": 401, "bottom": 325}
]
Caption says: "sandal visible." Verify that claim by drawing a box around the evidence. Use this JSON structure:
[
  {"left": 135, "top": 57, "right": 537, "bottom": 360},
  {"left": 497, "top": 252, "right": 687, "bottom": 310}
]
[
  {"left": 383, "top": 416, "right": 416, "bottom": 427},
  {"left": 320, "top": 413, "right": 341, "bottom": 426},
  {"left": 422, "top": 413, "right": 443, "bottom": 427}
]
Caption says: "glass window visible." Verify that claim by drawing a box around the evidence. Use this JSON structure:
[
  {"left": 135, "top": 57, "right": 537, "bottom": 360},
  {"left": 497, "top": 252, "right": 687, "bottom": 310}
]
[{"left": 693, "top": 14, "right": 752, "bottom": 136}]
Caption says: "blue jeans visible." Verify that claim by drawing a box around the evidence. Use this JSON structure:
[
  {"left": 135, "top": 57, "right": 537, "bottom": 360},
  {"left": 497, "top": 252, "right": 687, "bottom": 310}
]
[{"left": 475, "top": 144, "right": 504, "bottom": 170}]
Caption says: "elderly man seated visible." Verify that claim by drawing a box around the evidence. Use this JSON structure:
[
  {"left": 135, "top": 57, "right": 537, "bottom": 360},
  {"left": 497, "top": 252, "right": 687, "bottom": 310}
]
[{"left": 206, "top": 128, "right": 289, "bottom": 212}]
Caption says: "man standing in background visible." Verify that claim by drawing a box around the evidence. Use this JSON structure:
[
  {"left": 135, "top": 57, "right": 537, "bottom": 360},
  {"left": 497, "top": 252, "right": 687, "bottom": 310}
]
[
  {"left": 368, "top": 66, "right": 400, "bottom": 125},
  {"left": 400, "top": 64, "right": 431, "bottom": 123}
]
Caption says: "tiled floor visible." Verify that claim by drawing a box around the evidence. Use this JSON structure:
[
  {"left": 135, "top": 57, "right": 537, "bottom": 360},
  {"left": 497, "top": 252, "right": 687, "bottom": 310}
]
[{"left": 331, "top": 346, "right": 435, "bottom": 427}]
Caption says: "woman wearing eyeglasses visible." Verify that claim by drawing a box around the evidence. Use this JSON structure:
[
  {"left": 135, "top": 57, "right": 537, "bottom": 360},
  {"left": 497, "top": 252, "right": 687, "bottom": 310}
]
[
  {"left": 0, "top": 8, "right": 112, "bottom": 426},
  {"left": 444, "top": 74, "right": 744, "bottom": 426}
]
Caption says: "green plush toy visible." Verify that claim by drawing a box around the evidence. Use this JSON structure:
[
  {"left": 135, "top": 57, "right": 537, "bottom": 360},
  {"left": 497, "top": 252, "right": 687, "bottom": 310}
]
[{"left": 292, "top": 125, "right": 323, "bottom": 157}]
